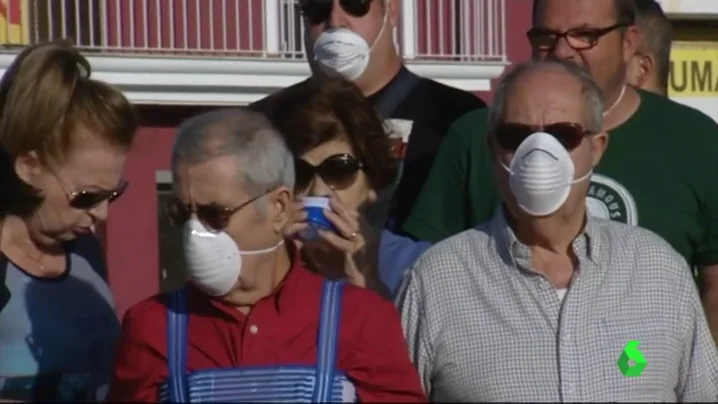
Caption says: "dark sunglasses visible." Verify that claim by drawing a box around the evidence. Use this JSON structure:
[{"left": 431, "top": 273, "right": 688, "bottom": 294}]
[
  {"left": 492, "top": 122, "right": 591, "bottom": 151},
  {"left": 527, "top": 24, "right": 625, "bottom": 52},
  {"left": 165, "top": 194, "right": 264, "bottom": 231},
  {"left": 69, "top": 180, "right": 129, "bottom": 210},
  {"left": 295, "top": 153, "right": 364, "bottom": 192},
  {"left": 299, "top": 0, "right": 374, "bottom": 24}
]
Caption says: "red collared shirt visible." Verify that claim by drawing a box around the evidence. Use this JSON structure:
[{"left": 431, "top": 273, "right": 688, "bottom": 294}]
[{"left": 108, "top": 251, "right": 426, "bottom": 402}]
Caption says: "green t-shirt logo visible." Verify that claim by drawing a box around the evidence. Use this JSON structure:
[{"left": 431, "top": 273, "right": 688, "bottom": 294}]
[{"left": 586, "top": 173, "right": 639, "bottom": 226}]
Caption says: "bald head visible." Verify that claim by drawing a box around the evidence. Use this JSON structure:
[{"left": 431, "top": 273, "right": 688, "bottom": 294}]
[
  {"left": 172, "top": 108, "right": 295, "bottom": 195},
  {"left": 489, "top": 60, "right": 604, "bottom": 135}
]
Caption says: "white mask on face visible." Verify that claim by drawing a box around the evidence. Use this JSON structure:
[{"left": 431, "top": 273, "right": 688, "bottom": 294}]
[
  {"left": 312, "top": 1, "right": 390, "bottom": 81},
  {"left": 182, "top": 216, "right": 284, "bottom": 297},
  {"left": 501, "top": 132, "right": 592, "bottom": 217}
]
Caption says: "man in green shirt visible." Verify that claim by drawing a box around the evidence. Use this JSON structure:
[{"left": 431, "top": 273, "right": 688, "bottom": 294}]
[{"left": 402, "top": 0, "right": 718, "bottom": 337}]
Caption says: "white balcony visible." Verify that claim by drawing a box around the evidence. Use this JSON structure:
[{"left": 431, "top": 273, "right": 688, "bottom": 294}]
[{"left": 0, "top": 0, "right": 507, "bottom": 104}]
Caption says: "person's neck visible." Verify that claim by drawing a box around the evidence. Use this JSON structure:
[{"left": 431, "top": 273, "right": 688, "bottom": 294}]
[
  {"left": 603, "top": 84, "right": 641, "bottom": 131},
  {"left": 509, "top": 207, "right": 586, "bottom": 257},
  {"left": 0, "top": 215, "right": 62, "bottom": 259},
  {"left": 357, "top": 56, "right": 403, "bottom": 97},
  {"left": 641, "top": 81, "right": 666, "bottom": 97},
  {"left": 223, "top": 243, "right": 293, "bottom": 313}
]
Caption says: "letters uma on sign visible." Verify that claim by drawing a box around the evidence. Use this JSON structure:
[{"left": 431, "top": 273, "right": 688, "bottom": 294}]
[{"left": 669, "top": 46, "right": 718, "bottom": 97}]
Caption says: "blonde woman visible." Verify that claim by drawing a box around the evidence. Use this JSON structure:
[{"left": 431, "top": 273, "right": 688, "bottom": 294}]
[{"left": 0, "top": 41, "right": 137, "bottom": 402}]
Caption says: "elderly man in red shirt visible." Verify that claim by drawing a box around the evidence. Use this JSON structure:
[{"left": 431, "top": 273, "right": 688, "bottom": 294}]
[{"left": 107, "top": 108, "right": 425, "bottom": 402}]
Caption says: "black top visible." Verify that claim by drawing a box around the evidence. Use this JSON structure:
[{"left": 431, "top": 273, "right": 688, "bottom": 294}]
[{"left": 251, "top": 67, "right": 487, "bottom": 232}]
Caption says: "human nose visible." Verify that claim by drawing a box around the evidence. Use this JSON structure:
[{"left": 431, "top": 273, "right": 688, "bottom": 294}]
[
  {"left": 88, "top": 200, "right": 109, "bottom": 222},
  {"left": 326, "top": 0, "right": 350, "bottom": 28},
  {"left": 308, "top": 175, "right": 333, "bottom": 197},
  {"left": 550, "top": 35, "right": 579, "bottom": 61}
]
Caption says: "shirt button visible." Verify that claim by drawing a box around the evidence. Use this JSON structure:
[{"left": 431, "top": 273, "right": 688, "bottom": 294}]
[
  {"left": 563, "top": 333, "right": 571, "bottom": 341},
  {"left": 249, "top": 324, "right": 258, "bottom": 334}
]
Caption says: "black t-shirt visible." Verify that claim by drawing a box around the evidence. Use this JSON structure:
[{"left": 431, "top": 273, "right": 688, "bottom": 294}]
[
  {"left": 251, "top": 67, "right": 486, "bottom": 232},
  {"left": 366, "top": 67, "right": 486, "bottom": 231}
]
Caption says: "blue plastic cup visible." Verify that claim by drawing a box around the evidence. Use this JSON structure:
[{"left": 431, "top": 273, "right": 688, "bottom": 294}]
[{"left": 299, "top": 196, "right": 337, "bottom": 240}]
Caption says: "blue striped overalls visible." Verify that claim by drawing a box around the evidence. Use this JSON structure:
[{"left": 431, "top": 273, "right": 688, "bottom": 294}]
[{"left": 160, "top": 280, "right": 356, "bottom": 403}]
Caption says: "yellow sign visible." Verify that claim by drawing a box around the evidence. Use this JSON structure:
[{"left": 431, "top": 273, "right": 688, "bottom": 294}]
[
  {"left": 669, "top": 42, "right": 718, "bottom": 97},
  {"left": 0, "top": 0, "right": 29, "bottom": 45}
]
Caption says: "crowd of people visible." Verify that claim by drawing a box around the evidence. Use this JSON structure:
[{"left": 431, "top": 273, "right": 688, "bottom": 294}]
[{"left": 1, "top": 0, "right": 718, "bottom": 402}]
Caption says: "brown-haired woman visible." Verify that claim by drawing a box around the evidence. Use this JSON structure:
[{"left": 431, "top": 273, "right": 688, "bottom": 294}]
[
  {"left": 0, "top": 41, "right": 137, "bottom": 402},
  {"left": 253, "top": 75, "right": 398, "bottom": 297}
]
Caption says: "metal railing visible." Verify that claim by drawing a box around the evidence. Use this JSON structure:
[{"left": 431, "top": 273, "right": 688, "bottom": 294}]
[{"left": 0, "top": 0, "right": 506, "bottom": 63}]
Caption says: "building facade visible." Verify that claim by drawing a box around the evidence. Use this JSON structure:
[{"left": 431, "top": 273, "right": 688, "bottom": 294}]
[{"left": 0, "top": 0, "right": 532, "bottom": 316}]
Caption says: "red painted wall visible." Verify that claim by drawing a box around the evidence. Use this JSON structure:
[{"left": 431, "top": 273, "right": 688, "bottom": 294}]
[{"left": 103, "top": 1, "right": 534, "bottom": 319}]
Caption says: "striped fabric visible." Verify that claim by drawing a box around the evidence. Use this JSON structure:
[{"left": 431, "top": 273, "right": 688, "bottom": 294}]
[{"left": 161, "top": 281, "right": 356, "bottom": 403}]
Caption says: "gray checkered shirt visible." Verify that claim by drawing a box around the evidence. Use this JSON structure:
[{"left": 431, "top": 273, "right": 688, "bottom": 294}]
[{"left": 396, "top": 209, "right": 718, "bottom": 402}]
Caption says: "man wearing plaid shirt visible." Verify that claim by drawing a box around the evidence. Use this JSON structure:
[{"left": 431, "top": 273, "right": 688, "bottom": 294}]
[{"left": 397, "top": 59, "right": 718, "bottom": 402}]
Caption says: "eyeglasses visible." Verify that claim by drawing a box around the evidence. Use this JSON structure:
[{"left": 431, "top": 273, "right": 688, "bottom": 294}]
[
  {"left": 298, "top": 0, "right": 374, "bottom": 25},
  {"left": 165, "top": 194, "right": 264, "bottom": 231},
  {"left": 295, "top": 153, "right": 364, "bottom": 192},
  {"left": 67, "top": 179, "right": 129, "bottom": 210},
  {"left": 527, "top": 24, "right": 626, "bottom": 52},
  {"left": 48, "top": 165, "right": 129, "bottom": 211},
  {"left": 492, "top": 122, "right": 591, "bottom": 151}
]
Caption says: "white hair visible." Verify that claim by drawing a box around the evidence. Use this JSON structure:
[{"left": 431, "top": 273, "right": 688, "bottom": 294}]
[{"left": 171, "top": 108, "right": 295, "bottom": 198}]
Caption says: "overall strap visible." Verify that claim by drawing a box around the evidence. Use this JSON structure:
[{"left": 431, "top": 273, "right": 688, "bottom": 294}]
[
  {"left": 312, "top": 280, "right": 344, "bottom": 403},
  {"left": 166, "top": 288, "right": 189, "bottom": 402},
  {"left": 373, "top": 68, "right": 421, "bottom": 120}
]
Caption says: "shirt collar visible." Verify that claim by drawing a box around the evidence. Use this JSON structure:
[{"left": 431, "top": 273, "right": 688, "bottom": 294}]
[{"left": 491, "top": 205, "right": 602, "bottom": 268}]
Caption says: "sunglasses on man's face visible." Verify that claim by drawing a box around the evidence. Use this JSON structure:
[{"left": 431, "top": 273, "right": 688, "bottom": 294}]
[
  {"left": 295, "top": 153, "right": 364, "bottom": 192},
  {"left": 165, "top": 194, "right": 263, "bottom": 231},
  {"left": 68, "top": 179, "right": 129, "bottom": 210},
  {"left": 299, "top": 0, "right": 374, "bottom": 25},
  {"left": 492, "top": 122, "right": 591, "bottom": 151}
]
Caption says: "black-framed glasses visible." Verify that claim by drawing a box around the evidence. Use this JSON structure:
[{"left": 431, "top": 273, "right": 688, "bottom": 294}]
[
  {"left": 295, "top": 153, "right": 364, "bottom": 192},
  {"left": 527, "top": 24, "right": 626, "bottom": 52},
  {"left": 67, "top": 179, "right": 129, "bottom": 210},
  {"left": 298, "top": 0, "right": 374, "bottom": 25},
  {"left": 165, "top": 193, "right": 264, "bottom": 231},
  {"left": 492, "top": 122, "right": 591, "bottom": 151}
]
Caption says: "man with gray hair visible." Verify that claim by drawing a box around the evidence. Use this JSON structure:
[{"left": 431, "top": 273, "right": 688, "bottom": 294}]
[
  {"left": 397, "top": 60, "right": 718, "bottom": 402},
  {"left": 108, "top": 108, "right": 425, "bottom": 402}
]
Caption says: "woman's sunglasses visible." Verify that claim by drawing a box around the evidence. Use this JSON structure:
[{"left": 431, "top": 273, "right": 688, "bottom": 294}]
[
  {"left": 165, "top": 194, "right": 263, "bottom": 231},
  {"left": 295, "top": 153, "right": 364, "bottom": 192},
  {"left": 492, "top": 122, "right": 591, "bottom": 151},
  {"left": 299, "top": 0, "right": 374, "bottom": 25},
  {"left": 68, "top": 180, "right": 129, "bottom": 210}
]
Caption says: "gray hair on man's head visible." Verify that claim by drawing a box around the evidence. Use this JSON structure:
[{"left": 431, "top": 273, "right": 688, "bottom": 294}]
[
  {"left": 172, "top": 107, "right": 295, "bottom": 196},
  {"left": 488, "top": 60, "right": 605, "bottom": 135}
]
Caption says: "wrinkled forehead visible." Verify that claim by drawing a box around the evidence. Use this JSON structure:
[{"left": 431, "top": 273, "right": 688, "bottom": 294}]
[
  {"left": 535, "top": 0, "right": 617, "bottom": 30},
  {"left": 504, "top": 70, "right": 586, "bottom": 126},
  {"left": 173, "top": 156, "right": 246, "bottom": 206}
]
